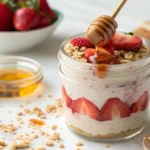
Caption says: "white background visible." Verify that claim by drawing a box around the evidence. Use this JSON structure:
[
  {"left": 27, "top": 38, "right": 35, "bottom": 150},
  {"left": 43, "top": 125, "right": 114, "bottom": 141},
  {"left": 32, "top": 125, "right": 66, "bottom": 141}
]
[{"left": 1, "top": 0, "right": 150, "bottom": 149}]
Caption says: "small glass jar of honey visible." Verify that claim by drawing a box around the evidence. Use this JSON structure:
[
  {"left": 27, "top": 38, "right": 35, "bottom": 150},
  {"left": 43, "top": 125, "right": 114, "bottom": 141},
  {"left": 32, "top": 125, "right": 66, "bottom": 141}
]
[{"left": 0, "top": 56, "right": 43, "bottom": 98}]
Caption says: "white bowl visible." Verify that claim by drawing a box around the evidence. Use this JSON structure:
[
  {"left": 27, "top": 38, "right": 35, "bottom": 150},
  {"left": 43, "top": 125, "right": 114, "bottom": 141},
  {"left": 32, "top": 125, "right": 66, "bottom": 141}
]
[{"left": 0, "top": 10, "right": 63, "bottom": 53}]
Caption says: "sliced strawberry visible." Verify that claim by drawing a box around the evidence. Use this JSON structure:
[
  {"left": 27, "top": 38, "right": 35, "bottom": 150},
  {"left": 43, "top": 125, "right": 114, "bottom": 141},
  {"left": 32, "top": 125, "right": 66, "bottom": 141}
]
[
  {"left": 100, "top": 98, "right": 130, "bottom": 121},
  {"left": 112, "top": 32, "right": 143, "bottom": 52},
  {"left": 130, "top": 91, "right": 149, "bottom": 113},
  {"left": 84, "top": 48, "right": 96, "bottom": 59},
  {"left": 70, "top": 38, "right": 94, "bottom": 48},
  {"left": 103, "top": 40, "right": 114, "bottom": 55},
  {"left": 72, "top": 98, "right": 100, "bottom": 120},
  {"left": 61, "top": 86, "right": 72, "bottom": 108}
]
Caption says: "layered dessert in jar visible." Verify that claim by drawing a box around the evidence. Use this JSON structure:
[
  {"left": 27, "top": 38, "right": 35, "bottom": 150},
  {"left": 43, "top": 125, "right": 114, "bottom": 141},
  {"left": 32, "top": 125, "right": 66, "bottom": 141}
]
[{"left": 58, "top": 31, "right": 150, "bottom": 141}]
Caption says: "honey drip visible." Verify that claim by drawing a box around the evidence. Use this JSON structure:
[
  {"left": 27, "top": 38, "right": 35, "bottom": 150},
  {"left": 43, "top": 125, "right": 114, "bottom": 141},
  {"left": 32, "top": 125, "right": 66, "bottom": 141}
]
[
  {"left": 0, "top": 68, "right": 42, "bottom": 98},
  {"left": 89, "top": 47, "right": 119, "bottom": 78},
  {"left": 29, "top": 119, "right": 45, "bottom": 126}
]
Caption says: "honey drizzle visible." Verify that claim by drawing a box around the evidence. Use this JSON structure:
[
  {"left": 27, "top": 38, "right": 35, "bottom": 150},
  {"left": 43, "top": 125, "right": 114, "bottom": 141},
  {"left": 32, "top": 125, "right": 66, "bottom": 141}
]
[
  {"left": 29, "top": 119, "right": 45, "bottom": 126},
  {"left": 89, "top": 47, "right": 119, "bottom": 78},
  {"left": 0, "top": 68, "right": 41, "bottom": 97}
]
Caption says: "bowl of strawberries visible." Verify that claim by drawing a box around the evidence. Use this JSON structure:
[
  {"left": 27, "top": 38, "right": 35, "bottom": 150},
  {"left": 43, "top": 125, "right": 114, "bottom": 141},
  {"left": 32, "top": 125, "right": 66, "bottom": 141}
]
[{"left": 0, "top": 0, "right": 63, "bottom": 53}]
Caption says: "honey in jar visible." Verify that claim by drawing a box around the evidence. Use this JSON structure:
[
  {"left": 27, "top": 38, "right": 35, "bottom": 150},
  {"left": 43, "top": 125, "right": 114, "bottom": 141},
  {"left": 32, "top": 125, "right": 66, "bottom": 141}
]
[{"left": 0, "top": 56, "right": 43, "bottom": 98}]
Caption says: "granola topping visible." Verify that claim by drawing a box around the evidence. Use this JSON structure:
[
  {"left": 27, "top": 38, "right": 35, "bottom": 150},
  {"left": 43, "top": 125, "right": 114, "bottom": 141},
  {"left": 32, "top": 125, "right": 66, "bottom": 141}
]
[{"left": 64, "top": 42, "right": 149, "bottom": 64}]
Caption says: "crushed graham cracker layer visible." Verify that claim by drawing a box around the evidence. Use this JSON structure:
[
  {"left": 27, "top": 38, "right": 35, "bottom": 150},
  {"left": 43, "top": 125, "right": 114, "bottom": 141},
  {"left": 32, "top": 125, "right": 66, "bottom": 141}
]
[{"left": 68, "top": 125, "right": 143, "bottom": 139}]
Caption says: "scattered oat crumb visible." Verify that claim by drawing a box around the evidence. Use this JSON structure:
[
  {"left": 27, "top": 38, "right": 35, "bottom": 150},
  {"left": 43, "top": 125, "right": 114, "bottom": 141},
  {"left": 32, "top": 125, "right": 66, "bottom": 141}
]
[
  {"left": 59, "top": 143, "right": 64, "bottom": 148},
  {"left": 45, "top": 105, "right": 56, "bottom": 113},
  {"left": 39, "top": 131, "right": 45, "bottom": 135},
  {"left": 37, "top": 95, "right": 42, "bottom": 98},
  {"left": 0, "top": 124, "right": 17, "bottom": 134},
  {"left": 0, "top": 140, "right": 7, "bottom": 149},
  {"left": 32, "top": 107, "right": 46, "bottom": 119},
  {"left": 19, "top": 105, "right": 24, "bottom": 108},
  {"left": 45, "top": 133, "right": 50, "bottom": 137},
  {"left": 50, "top": 133, "right": 60, "bottom": 141},
  {"left": 147, "top": 137, "right": 150, "bottom": 141},
  {"left": 46, "top": 140, "right": 54, "bottom": 146},
  {"left": 24, "top": 109, "right": 31, "bottom": 114},
  {"left": 76, "top": 148, "right": 82, "bottom": 150},
  {"left": 51, "top": 125, "right": 57, "bottom": 130},
  {"left": 76, "top": 142, "right": 83, "bottom": 146},
  {"left": 32, "top": 134, "right": 38, "bottom": 139},
  {"left": 28, "top": 148, "right": 34, "bottom": 150},
  {"left": 17, "top": 112, "right": 24, "bottom": 116},
  {"left": 36, "top": 146, "right": 45, "bottom": 150},
  {"left": 26, "top": 101, "right": 31, "bottom": 104},
  {"left": 8, "top": 110, "right": 12, "bottom": 113},
  {"left": 48, "top": 94, "right": 52, "bottom": 98},
  {"left": 105, "top": 144, "right": 110, "bottom": 148}
]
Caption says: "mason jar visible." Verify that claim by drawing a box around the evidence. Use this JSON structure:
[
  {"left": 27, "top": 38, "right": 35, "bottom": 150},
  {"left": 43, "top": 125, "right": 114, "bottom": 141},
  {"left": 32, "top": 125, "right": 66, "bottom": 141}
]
[{"left": 58, "top": 33, "right": 150, "bottom": 142}]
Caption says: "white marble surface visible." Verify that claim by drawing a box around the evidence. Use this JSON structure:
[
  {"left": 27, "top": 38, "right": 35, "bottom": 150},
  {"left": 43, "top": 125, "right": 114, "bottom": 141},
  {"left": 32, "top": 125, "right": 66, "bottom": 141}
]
[{"left": 1, "top": 0, "right": 150, "bottom": 149}]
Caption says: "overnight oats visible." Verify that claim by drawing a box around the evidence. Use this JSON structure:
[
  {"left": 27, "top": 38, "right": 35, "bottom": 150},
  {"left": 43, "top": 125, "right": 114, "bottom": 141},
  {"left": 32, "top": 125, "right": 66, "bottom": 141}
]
[{"left": 58, "top": 32, "right": 150, "bottom": 141}]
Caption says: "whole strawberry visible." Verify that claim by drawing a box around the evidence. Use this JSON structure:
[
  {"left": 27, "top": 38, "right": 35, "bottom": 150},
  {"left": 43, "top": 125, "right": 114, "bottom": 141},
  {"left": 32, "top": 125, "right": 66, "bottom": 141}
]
[
  {"left": 70, "top": 37, "right": 94, "bottom": 48},
  {"left": 13, "top": 8, "right": 40, "bottom": 31},
  {"left": 40, "top": 0, "right": 57, "bottom": 20},
  {"left": 0, "top": 2, "right": 13, "bottom": 31},
  {"left": 36, "top": 12, "right": 52, "bottom": 29}
]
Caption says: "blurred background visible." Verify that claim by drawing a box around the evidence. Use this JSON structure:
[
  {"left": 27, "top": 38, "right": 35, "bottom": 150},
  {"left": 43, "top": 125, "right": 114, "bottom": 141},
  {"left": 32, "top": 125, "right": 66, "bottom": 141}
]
[{"left": 50, "top": 0, "right": 150, "bottom": 36}]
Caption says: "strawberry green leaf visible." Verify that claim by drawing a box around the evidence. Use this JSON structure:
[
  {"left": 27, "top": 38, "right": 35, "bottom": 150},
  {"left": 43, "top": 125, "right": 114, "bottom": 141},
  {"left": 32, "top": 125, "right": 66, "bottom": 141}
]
[
  {"left": 1, "top": 0, "right": 18, "bottom": 11},
  {"left": 18, "top": 0, "right": 39, "bottom": 10}
]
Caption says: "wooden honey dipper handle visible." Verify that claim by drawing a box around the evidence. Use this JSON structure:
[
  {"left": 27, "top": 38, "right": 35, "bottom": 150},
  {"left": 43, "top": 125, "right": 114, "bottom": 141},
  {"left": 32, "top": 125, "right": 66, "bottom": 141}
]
[{"left": 111, "top": 0, "right": 127, "bottom": 19}]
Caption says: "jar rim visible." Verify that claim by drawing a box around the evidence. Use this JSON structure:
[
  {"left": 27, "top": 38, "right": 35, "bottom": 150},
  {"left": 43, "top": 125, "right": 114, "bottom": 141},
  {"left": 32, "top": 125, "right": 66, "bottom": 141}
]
[
  {"left": 59, "top": 32, "right": 150, "bottom": 75},
  {"left": 0, "top": 56, "right": 43, "bottom": 85}
]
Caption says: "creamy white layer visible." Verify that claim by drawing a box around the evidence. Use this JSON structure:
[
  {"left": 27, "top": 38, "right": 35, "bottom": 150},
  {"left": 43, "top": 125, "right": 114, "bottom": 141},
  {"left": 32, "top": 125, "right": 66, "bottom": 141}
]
[{"left": 65, "top": 108, "right": 147, "bottom": 135}]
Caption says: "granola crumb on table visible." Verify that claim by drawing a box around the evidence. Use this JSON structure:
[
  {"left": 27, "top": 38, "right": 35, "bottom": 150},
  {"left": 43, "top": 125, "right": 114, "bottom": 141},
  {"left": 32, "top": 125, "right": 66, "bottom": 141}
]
[
  {"left": 59, "top": 143, "right": 65, "bottom": 148},
  {"left": 105, "top": 144, "right": 110, "bottom": 148},
  {"left": 46, "top": 140, "right": 54, "bottom": 146},
  {"left": 76, "top": 142, "right": 84, "bottom": 146}
]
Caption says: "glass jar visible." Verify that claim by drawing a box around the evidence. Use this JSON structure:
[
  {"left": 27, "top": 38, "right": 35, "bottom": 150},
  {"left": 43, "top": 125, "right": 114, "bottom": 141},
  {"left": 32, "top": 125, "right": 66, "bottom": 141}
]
[
  {"left": 58, "top": 33, "right": 150, "bottom": 142},
  {"left": 0, "top": 56, "right": 43, "bottom": 98}
]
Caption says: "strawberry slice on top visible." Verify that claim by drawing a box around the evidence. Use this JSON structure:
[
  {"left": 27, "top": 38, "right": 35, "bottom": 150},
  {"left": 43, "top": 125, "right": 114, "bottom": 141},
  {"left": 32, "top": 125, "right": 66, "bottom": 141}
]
[
  {"left": 103, "top": 40, "right": 115, "bottom": 55},
  {"left": 130, "top": 91, "right": 149, "bottom": 113},
  {"left": 70, "top": 37, "right": 94, "bottom": 48},
  {"left": 72, "top": 98, "right": 100, "bottom": 120},
  {"left": 84, "top": 48, "right": 96, "bottom": 59},
  {"left": 62, "top": 86, "right": 72, "bottom": 108},
  {"left": 100, "top": 98, "right": 130, "bottom": 121},
  {"left": 112, "top": 32, "right": 143, "bottom": 52}
]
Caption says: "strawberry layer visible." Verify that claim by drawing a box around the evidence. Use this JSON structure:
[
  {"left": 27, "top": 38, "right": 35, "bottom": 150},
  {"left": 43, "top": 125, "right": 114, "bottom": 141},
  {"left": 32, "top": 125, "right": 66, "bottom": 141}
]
[
  {"left": 65, "top": 108, "right": 147, "bottom": 136},
  {"left": 63, "top": 77, "right": 148, "bottom": 109}
]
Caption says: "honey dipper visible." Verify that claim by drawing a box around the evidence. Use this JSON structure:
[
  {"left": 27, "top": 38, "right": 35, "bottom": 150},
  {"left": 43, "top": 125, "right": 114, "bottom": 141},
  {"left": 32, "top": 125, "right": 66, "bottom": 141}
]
[{"left": 87, "top": 0, "right": 127, "bottom": 47}]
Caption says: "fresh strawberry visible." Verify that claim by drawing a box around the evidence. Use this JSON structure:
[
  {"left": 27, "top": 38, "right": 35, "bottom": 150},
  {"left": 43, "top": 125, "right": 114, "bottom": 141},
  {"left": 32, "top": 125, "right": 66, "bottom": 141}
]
[
  {"left": 62, "top": 86, "right": 72, "bottom": 108},
  {"left": 130, "top": 91, "right": 149, "bottom": 113},
  {"left": 40, "top": 0, "right": 57, "bottom": 20},
  {"left": 70, "top": 38, "right": 94, "bottom": 48},
  {"left": 0, "top": 3, "right": 13, "bottom": 31},
  {"left": 36, "top": 12, "right": 52, "bottom": 29},
  {"left": 112, "top": 32, "right": 143, "bottom": 52},
  {"left": 13, "top": 8, "right": 40, "bottom": 31},
  {"left": 103, "top": 40, "right": 114, "bottom": 55},
  {"left": 100, "top": 98, "right": 130, "bottom": 121},
  {"left": 84, "top": 48, "right": 96, "bottom": 59},
  {"left": 72, "top": 98, "right": 100, "bottom": 120}
]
